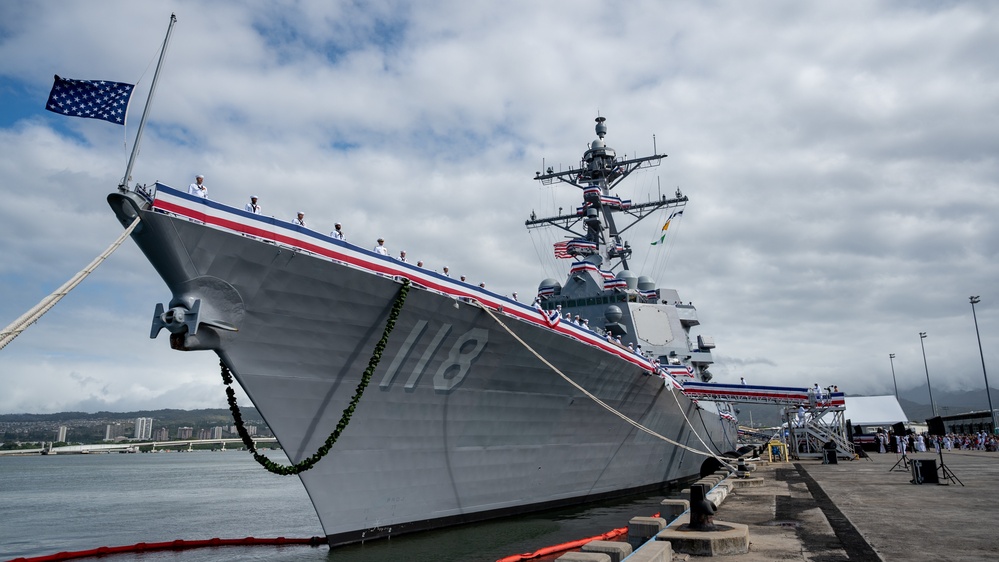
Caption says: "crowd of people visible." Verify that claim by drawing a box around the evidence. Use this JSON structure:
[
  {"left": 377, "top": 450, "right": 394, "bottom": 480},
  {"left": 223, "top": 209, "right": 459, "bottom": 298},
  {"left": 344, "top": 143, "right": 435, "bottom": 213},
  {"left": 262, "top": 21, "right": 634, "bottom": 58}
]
[
  {"left": 871, "top": 428, "right": 998, "bottom": 454},
  {"left": 934, "top": 432, "right": 998, "bottom": 452}
]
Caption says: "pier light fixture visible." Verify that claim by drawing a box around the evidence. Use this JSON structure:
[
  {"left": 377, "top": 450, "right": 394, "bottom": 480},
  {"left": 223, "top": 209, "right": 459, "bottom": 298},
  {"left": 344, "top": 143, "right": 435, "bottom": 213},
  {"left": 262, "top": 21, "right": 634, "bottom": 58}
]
[
  {"left": 919, "top": 332, "right": 936, "bottom": 417},
  {"left": 969, "top": 296, "right": 995, "bottom": 433},
  {"left": 889, "top": 353, "right": 898, "bottom": 401}
]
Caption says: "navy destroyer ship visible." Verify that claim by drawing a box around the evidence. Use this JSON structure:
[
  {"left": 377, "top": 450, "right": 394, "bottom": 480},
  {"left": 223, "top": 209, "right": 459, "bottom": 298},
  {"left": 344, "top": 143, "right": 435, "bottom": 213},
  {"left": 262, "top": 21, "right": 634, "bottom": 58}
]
[{"left": 107, "top": 116, "right": 736, "bottom": 546}]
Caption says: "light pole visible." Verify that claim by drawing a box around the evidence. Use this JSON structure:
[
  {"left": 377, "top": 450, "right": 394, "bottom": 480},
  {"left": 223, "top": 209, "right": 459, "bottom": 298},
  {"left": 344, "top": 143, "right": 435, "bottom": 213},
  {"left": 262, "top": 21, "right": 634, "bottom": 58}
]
[
  {"left": 919, "top": 332, "right": 936, "bottom": 417},
  {"left": 889, "top": 353, "right": 899, "bottom": 401},
  {"left": 970, "top": 296, "right": 995, "bottom": 433}
]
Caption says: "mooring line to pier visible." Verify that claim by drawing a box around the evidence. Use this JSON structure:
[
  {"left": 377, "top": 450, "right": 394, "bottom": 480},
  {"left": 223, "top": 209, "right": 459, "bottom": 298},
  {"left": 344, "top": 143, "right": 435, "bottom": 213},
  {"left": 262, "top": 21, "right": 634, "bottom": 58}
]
[
  {"left": 479, "top": 303, "right": 734, "bottom": 471},
  {"left": 0, "top": 215, "right": 142, "bottom": 351},
  {"left": 666, "top": 382, "right": 737, "bottom": 471}
]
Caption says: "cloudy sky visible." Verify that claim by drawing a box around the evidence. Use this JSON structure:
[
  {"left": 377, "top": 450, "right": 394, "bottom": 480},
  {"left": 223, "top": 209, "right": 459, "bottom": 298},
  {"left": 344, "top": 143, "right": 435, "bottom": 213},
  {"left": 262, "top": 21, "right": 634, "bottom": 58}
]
[{"left": 1, "top": 1, "right": 997, "bottom": 415}]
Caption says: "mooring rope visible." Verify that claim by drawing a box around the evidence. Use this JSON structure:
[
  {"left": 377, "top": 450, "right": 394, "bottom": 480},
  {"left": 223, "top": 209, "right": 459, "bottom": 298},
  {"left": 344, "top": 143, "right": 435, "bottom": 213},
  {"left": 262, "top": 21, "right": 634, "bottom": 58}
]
[
  {"left": 668, "top": 385, "right": 738, "bottom": 471},
  {"left": 222, "top": 279, "right": 410, "bottom": 475},
  {"left": 0, "top": 215, "right": 142, "bottom": 351},
  {"left": 478, "top": 303, "right": 734, "bottom": 469}
]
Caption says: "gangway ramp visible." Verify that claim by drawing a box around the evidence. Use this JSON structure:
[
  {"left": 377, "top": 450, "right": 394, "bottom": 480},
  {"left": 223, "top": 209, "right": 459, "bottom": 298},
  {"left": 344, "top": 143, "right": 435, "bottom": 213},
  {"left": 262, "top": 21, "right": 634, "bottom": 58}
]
[
  {"left": 682, "top": 382, "right": 845, "bottom": 407},
  {"left": 681, "top": 382, "right": 853, "bottom": 460}
]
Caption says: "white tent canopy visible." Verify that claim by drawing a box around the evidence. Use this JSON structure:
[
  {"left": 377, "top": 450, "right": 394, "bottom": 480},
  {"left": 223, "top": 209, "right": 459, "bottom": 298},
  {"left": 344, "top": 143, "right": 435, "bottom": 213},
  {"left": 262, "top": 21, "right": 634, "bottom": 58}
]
[{"left": 843, "top": 395, "right": 908, "bottom": 427}]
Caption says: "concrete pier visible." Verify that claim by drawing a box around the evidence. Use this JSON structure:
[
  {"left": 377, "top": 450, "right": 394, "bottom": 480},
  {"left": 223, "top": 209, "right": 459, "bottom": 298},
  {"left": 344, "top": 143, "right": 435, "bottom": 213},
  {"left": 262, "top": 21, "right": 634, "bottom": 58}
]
[
  {"left": 550, "top": 450, "right": 999, "bottom": 561},
  {"left": 681, "top": 450, "right": 999, "bottom": 561}
]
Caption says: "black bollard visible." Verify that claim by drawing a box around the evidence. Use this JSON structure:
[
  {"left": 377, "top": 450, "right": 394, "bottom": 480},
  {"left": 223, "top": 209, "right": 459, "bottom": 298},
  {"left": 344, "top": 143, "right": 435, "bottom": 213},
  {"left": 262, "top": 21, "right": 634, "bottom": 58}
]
[{"left": 687, "top": 483, "right": 718, "bottom": 531}]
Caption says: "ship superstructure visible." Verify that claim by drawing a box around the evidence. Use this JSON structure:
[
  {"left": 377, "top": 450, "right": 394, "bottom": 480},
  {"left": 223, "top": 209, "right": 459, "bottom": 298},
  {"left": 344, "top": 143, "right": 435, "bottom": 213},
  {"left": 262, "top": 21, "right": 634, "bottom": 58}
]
[{"left": 529, "top": 117, "right": 716, "bottom": 385}]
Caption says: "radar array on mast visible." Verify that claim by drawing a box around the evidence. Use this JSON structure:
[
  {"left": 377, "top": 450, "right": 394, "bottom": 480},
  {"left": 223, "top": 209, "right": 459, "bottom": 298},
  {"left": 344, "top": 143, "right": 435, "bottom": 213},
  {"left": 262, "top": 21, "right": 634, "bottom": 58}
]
[{"left": 526, "top": 117, "right": 687, "bottom": 272}]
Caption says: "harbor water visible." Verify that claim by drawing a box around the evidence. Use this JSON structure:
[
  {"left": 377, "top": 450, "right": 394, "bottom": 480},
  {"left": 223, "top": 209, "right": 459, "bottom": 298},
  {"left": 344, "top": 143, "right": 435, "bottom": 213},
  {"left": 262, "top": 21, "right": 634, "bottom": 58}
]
[{"left": 0, "top": 450, "right": 677, "bottom": 561}]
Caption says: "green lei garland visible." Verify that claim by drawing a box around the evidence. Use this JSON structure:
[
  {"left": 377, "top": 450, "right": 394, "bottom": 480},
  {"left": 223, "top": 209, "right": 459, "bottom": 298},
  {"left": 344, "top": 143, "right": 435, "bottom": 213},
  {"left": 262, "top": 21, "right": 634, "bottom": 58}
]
[{"left": 221, "top": 279, "right": 410, "bottom": 475}]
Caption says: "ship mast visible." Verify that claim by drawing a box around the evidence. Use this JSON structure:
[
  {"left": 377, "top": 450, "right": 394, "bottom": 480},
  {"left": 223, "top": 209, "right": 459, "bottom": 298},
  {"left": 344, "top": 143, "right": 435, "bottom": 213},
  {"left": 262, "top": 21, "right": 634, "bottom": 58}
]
[
  {"left": 119, "top": 13, "right": 178, "bottom": 192},
  {"left": 527, "top": 117, "right": 686, "bottom": 271}
]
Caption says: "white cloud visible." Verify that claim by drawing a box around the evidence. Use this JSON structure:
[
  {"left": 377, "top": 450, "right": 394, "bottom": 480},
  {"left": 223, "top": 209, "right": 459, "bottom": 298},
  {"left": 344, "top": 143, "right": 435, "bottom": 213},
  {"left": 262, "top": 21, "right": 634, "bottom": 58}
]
[{"left": 2, "top": 0, "right": 998, "bottom": 413}]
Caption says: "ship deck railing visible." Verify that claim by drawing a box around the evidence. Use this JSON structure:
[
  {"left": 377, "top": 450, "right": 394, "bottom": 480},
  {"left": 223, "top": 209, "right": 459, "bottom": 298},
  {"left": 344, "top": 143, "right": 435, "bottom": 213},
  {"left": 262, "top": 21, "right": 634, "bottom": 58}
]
[{"left": 141, "top": 182, "right": 673, "bottom": 379}]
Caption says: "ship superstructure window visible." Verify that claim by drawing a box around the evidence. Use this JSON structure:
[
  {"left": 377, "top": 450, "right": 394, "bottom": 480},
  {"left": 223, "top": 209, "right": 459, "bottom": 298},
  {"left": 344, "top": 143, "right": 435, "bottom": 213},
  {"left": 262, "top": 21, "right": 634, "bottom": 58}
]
[{"left": 540, "top": 293, "right": 627, "bottom": 311}]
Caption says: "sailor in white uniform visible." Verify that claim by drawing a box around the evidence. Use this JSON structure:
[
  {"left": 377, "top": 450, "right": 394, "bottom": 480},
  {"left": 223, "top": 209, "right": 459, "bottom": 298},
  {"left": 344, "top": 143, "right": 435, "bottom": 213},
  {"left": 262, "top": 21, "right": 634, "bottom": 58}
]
[
  {"left": 374, "top": 238, "right": 388, "bottom": 255},
  {"left": 188, "top": 175, "right": 207, "bottom": 198},
  {"left": 292, "top": 212, "right": 306, "bottom": 226},
  {"left": 244, "top": 196, "right": 261, "bottom": 214}
]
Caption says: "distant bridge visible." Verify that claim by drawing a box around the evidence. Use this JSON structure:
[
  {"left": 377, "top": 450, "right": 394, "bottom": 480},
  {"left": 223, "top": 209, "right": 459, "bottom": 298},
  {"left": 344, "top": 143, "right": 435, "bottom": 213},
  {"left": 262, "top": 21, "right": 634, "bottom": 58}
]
[{"left": 0, "top": 437, "right": 278, "bottom": 456}]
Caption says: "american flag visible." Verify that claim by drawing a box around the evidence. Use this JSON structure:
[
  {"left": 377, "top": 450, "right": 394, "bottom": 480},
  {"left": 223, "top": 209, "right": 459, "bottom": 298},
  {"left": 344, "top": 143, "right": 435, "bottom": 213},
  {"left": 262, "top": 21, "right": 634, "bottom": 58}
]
[
  {"left": 45, "top": 75, "right": 135, "bottom": 125},
  {"left": 553, "top": 241, "right": 572, "bottom": 259}
]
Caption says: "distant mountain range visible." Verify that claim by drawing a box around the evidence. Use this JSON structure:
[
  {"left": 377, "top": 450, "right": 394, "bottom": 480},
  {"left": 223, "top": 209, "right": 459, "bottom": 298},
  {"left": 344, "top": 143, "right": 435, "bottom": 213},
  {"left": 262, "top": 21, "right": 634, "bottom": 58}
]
[{"left": 894, "top": 385, "right": 997, "bottom": 422}]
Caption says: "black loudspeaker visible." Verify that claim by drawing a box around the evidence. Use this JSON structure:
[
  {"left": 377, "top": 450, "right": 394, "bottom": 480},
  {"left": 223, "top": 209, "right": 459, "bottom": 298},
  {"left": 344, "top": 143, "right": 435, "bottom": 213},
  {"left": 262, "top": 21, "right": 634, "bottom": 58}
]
[
  {"left": 823, "top": 449, "right": 838, "bottom": 464},
  {"left": 892, "top": 422, "right": 906, "bottom": 436},
  {"left": 927, "top": 416, "right": 945, "bottom": 436},
  {"left": 911, "top": 459, "right": 939, "bottom": 484}
]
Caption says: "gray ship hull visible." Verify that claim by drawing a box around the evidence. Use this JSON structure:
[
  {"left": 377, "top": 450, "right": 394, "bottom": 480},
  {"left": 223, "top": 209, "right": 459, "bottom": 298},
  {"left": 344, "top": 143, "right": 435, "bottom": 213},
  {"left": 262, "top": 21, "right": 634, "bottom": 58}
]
[{"left": 109, "top": 185, "right": 734, "bottom": 545}]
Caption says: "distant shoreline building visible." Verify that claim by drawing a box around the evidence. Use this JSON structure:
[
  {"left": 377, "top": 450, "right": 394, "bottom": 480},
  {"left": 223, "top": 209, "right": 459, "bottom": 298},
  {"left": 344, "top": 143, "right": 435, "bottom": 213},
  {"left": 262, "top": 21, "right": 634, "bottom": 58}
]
[
  {"left": 134, "top": 417, "right": 153, "bottom": 440},
  {"left": 104, "top": 422, "right": 124, "bottom": 441},
  {"left": 932, "top": 409, "right": 998, "bottom": 435}
]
